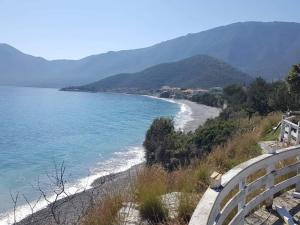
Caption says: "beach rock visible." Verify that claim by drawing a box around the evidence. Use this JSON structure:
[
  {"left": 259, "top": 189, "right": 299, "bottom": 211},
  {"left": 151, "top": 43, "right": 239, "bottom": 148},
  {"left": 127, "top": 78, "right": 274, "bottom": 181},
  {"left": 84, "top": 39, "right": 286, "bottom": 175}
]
[
  {"left": 118, "top": 202, "right": 148, "bottom": 225},
  {"left": 161, "top": 192, "right": 182, "bottom": 219}
]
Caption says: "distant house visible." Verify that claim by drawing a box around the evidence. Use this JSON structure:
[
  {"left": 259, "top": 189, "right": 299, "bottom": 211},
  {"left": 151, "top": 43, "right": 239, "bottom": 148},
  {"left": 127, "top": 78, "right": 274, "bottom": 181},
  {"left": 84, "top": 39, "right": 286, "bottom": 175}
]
[{"left": 159, "top": 86, "right": 209, "bottom": 99}]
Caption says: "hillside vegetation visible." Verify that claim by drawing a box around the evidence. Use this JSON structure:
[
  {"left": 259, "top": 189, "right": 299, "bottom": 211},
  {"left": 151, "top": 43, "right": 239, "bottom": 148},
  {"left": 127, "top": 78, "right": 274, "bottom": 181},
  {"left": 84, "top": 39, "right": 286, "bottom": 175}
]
[
  {"left": 81, "top": 101, "right": 282, "bottom": 225},
  {"left": 81, "top": 64, "right": 300, "bottom": 225},
  {"left": 71, "top": 55, "right": 252, "bottom": 91},
  {"left": 2, "top": 22, "right": 300, "bottom": 87}
]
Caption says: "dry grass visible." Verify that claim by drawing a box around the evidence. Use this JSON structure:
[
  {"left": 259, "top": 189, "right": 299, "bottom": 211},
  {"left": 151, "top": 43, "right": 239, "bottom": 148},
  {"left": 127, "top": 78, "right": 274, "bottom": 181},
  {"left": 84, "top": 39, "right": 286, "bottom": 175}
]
[
  {"left": 177, "top": 193, "right": 199, "bottom": 222},
  {"left": 81, "top": 193, "right": 124, "bottom": 225},
  {"left": 135, "top": 166, "right": 169, "bottom": 223},
  {"left": 207, "top": 113, "right": 281, "bottom": 173},
  {"left": 135, "top": 166, "right": 168, "bottom": 200}
]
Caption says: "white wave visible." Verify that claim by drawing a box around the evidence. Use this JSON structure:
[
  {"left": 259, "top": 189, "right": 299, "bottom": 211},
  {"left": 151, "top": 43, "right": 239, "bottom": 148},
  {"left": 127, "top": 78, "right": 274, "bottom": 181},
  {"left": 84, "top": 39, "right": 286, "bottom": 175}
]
[
  {"left": 0, "top": 146, "right": 145, "bottom": 225},
  {"left": 142, "top": 95, "right": 193, "bottom": 131},
  {"left": 173, "top": 101, "right": 193, "bottom": 131}
]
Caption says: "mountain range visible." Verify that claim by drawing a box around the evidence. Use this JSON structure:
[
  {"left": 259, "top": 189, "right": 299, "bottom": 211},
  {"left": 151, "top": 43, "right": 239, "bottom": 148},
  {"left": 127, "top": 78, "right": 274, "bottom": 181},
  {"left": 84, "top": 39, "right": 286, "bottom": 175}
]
[
  {"left": 66, "top": 55, "right": 252, "bottom": 91},
  {"left": 1, "top": 21, "right": 300, "bottom": 87}
]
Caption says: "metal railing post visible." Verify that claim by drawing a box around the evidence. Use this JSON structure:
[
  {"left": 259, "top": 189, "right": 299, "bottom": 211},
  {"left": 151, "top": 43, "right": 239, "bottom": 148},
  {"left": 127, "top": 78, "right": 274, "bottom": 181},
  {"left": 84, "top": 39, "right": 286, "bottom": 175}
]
[
  {"left": 288, "top": 123, "right": 292, "bottom": 143},
  {"left": 294, "top": 122, "right": 300, "bottom": 196},
  {"left": 297, "top": 122, "right": 300, "bottom": 145},
  {"left": 238, "top": 179, "right": 246, "bottom": 225},
  {"left": 280, "top": 117, "right": 285, "bottom": 142},
  {"left": 238, "top": 179, "right": 246, "bottom": 211}
]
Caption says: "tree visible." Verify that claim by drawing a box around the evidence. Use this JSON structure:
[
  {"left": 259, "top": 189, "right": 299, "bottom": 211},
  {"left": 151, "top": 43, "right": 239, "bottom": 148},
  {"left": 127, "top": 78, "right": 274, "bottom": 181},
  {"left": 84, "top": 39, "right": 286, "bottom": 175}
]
[
  {"left": 286, "top": 63, "right": 300, "bottom": 95},
  {"left": 268, "top": 81, "right": 291, "bottom": 112},
  {"left": 246, "top": 77, "right": 270, "bottom": 115},
  {"left": 143, "top": 118, "right": 175, "bottom": 166},
  {"left": 223, "top": 84, "right": 247, "bottom": 109},
  {"left": 190, "top": 93, "right": 223, "bottom": 108},
  {"left": 193, "top": 119, "right": 236, "bottom": 151}
]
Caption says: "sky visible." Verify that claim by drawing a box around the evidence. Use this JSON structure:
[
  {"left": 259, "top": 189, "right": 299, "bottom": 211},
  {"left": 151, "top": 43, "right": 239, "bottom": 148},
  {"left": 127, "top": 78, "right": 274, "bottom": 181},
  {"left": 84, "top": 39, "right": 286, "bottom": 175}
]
[{"left": 1, "top": 0, "right": 300, "bottom": 60}]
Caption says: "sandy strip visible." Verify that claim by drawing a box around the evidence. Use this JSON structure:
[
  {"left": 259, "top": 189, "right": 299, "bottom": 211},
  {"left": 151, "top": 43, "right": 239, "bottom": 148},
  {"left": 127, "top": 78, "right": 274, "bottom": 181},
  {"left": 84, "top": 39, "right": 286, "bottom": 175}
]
[
  {"left": 15, "top": 99, "right": 220, "bottom": 225},
  {"left": 173, "top": 99, "right": 221, "bottom": 132}
]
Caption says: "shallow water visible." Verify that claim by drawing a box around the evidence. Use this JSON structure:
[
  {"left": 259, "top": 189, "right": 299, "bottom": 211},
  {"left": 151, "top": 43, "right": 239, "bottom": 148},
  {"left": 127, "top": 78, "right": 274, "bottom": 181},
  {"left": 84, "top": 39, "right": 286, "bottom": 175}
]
[{"left": 0, "top": 86, "right": 183, "bottom": 222}]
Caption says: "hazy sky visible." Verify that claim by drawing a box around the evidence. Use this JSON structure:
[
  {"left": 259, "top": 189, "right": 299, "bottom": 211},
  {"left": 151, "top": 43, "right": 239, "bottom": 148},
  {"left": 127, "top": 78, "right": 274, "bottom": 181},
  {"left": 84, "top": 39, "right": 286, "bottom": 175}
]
[{"left": 1, "top": 0, "right": 300, "bottom": 59}]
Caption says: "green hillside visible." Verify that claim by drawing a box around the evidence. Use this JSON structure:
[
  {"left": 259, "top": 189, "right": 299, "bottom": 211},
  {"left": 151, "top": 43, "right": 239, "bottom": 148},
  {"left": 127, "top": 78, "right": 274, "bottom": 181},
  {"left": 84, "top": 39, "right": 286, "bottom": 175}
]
[{"left": 71, "top": 55, "right": 252, "bottom": 91}]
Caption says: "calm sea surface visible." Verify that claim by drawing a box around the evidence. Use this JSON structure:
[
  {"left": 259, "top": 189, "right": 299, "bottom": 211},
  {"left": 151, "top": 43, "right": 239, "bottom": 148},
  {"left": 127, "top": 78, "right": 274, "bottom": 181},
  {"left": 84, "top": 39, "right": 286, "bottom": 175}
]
[{"left": 0, "top": 86, "right": 181, "bottom": 221}]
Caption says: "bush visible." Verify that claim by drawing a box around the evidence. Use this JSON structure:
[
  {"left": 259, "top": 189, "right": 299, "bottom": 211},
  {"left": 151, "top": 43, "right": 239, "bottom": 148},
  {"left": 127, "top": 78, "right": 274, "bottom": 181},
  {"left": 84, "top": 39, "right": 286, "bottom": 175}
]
[
  {"left": 196, "top": 166, "right": 210, "bottom": 185},
  {"left": 193, "top": 119, "right": 236, "bottom": 151},
  {"left": 223, "top": 76, "right": 300, "bottom": 116},
  {"left": 136, "top": 166, "right": 168, "bottom": 223},
  {"left": 139, "top": 195, "right": 168, "bottom": 223},
  {"left": 143, "top": 117, "right": 175, "bottom": 166},
  {"left": 190, "top": 92, "right": 224, "bottom": 107},
  {"left": 246, "top": 77, "right": 270, "bottom": 115},
  {"left": 143, "top": 118, "right": 196, "bottom": 169},
  {"left": 144, "top": 116, "right": 237, "bottom": 169},
  {"left": 207, "top": 113, "right": 281, "bottom": 172},
  {"left": 223, "top": 84, "right": 247, "bottom": 109},
  {"left": 286, "top": 63, "right": 300, "bottom": 95},
  {"left": 177, "top": 193, "right": 198, "bottom": 222}
]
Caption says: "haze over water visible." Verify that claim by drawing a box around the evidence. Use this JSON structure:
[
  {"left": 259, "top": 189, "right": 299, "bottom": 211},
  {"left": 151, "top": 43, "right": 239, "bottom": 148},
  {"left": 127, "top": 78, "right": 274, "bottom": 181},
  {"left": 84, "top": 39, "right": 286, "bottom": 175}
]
[{"left": 0, "top": 86, "right": 181, "bottom": 219}]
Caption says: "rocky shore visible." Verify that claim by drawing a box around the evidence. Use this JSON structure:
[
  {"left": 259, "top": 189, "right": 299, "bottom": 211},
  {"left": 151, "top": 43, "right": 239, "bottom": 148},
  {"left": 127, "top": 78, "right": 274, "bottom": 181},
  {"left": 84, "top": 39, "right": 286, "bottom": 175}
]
[{"left": 16, "top": 164, "right": 143, "bottom": 225}]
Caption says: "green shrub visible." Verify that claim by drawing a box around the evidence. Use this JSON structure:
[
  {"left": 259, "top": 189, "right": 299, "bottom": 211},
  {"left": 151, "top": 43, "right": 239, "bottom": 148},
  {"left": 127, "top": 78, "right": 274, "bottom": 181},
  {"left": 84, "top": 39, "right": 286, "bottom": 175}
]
[
  {"left": 140, "top": 195, "right": 168, "bottom": 223},
  {"left": 190, "top": 92, "right": 224, "bottom": 107},
  {"left": 143, "top": 117, "right": 175, "bottom": 166},
  {"left": 193, "top": 119, "right": 236, "bottom": 151},
  {"left": 143, "top": 116, "right": 237, "bottom": 169},
  {"left": 196, "top": 167, "right": 210, "bottom": 185},
  {"left": 178, "top": 193, "right": 198, "bottom": 222},
  {"left": 286, "top": 63, "right": 300, "bottom": 95},
  {"left": 136, "top": 166, "right": 168, "bottom": 223},
  {"left": 223, "top": 84, "right": 247, "bottom": 109}
]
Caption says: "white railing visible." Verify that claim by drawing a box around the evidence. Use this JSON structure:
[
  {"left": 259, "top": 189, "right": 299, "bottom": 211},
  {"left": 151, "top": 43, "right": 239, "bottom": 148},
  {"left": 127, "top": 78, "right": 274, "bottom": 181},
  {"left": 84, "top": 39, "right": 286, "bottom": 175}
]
[
  {"left": 279, "top": 116, "right": 300, "bottom": 145},
  {"left": 189, "top": 145, "right": 300, "bottom": 225}
]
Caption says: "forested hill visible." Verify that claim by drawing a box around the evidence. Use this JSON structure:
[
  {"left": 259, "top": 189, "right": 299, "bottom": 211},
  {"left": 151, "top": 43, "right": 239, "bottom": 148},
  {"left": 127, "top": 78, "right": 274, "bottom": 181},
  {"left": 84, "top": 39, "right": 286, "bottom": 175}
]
[
  {"left": 1, "top": 22, "right": 300, "bottom": 87},
  {"left": 67, "top": 55, "right": 252, "bottom": 91}
]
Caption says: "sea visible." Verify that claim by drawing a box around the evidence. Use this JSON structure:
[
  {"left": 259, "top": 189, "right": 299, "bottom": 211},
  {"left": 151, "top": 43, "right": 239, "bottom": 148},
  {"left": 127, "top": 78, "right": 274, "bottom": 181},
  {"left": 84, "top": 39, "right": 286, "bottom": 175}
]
[{"left": 0, "top": 86, "right": 193, "bottom": 224}]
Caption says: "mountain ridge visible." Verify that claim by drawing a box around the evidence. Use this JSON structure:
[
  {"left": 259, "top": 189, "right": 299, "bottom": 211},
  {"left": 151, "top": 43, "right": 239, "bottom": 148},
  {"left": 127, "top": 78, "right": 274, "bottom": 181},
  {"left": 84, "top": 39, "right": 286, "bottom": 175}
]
[
  {"left": 65, "top": 55, "right": 253, "bottom": 92},
  {"left": 1, "top": 21, "right": 300, "bottom": 87}
]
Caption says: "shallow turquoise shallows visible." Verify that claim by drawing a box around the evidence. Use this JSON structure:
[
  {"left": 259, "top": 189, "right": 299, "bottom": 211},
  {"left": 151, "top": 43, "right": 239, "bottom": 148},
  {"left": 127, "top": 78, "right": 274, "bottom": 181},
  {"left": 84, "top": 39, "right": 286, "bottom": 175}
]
[{"left": 0, "top": 86, "right": 179, "bottom": 216}]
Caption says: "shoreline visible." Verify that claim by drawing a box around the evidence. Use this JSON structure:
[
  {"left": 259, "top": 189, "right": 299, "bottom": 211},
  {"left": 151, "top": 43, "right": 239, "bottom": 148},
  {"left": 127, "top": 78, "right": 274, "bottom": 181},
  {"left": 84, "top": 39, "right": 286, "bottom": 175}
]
[
  {"left": 143, "top": 96, "right": 221, "bottom": 132},
  {"left": 11, "top": 97, "right": 220, "bottom": 225},
  {"left": 173, "top": 99, "right": 221, "bottom": 132}
]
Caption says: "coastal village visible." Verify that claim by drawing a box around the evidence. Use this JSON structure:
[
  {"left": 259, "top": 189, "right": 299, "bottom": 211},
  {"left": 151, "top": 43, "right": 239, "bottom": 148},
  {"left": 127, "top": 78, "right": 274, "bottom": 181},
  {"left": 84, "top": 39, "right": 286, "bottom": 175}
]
[
  {"left": 153, "top": 86, "right": 223, "bottom": 101},
  {"left": 158, "top": 86, "right": 211, "bottom": 99}
]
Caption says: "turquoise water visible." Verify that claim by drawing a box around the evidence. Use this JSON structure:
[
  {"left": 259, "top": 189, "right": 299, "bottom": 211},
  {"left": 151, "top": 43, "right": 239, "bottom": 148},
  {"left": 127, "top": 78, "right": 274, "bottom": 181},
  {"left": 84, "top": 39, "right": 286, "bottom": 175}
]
[{"left": 0, "top": 86, "right": 181, "bottom": 222}]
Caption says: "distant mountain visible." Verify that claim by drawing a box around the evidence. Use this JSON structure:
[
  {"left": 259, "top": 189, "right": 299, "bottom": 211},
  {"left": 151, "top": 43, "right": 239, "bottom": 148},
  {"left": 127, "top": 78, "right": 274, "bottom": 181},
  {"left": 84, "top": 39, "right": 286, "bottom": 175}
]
[
  {"left": 0, "top": 44, "right": 76, "bottom": 87},
  {"left": 1, "top": 21, "right": 300, "bottom": 87},
  {"left": 66, "top": 55, "right": 252, "bottom": 91}
]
